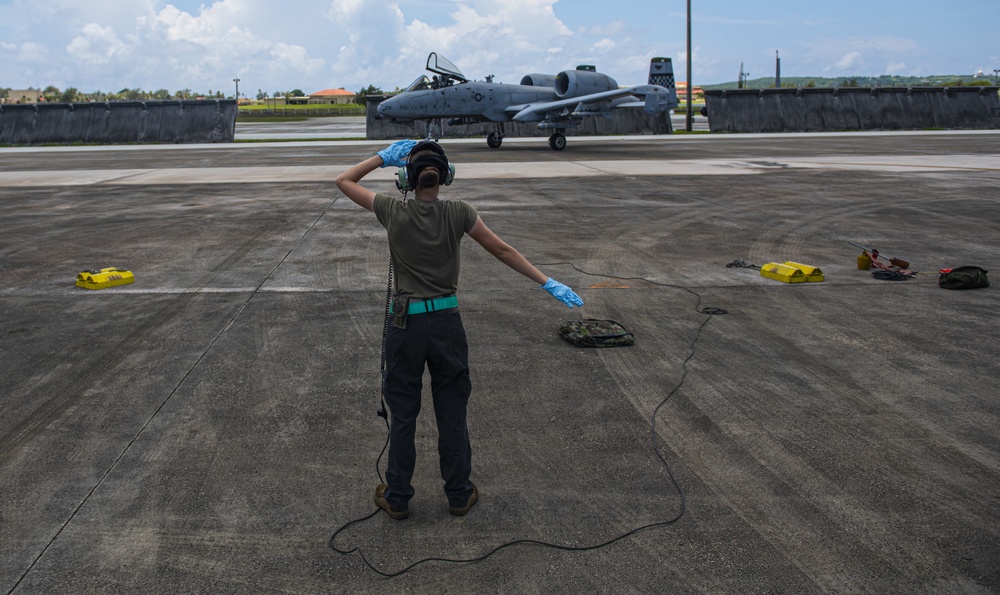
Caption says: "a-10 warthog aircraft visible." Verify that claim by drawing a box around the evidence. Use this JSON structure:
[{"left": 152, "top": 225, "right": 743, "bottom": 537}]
[{"left": 376, "top": 52, "right": 679, "bottom": 150}]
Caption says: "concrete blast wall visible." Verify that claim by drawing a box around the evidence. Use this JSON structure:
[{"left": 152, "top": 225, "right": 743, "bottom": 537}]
[
  {"left": 704, "top": 87, "right": 1000, "bottom": 133},
  {"left": 0, "top": 100, "right": 238, "bottom": 145},
  {"left": 365, "top": 95, "right": 672, "bottom": 140}
]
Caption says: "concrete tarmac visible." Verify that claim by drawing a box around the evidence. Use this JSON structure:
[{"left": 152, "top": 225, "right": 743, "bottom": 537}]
[
  {"left": 1, "top": 131, "right": 999, "bottom": 593},
  {"left": 230, "top": 114, "right": 710, "bottom": 140}
]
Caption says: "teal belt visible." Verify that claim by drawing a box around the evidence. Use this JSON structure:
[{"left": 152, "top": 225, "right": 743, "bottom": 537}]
[{"left": 391, "top": 294, "right": 459, "bottom": 315}]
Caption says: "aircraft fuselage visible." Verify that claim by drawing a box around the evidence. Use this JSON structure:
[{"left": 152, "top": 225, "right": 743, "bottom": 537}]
[{"left": 377, "top": 83, "right": 558, "bottom": 123}]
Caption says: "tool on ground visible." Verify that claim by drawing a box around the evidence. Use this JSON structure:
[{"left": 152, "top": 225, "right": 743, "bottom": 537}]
[
  {"left": 759, "top": 261, "right": 825, "bottom": 283},
  {"left": 857, "top": 250, "right": 872, "bottom": 270},
  {"left": 75, "top": 267, "right": 134, "bottom": 290},
  {"left": 848, "top": 241, "right": 909, "bottom": 269}
]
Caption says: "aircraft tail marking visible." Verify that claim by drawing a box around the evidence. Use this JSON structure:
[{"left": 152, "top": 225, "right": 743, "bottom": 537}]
[
  {"left": 648, "top": 57, "right": 676, "bottom": 91},
  {"left": 646, "top": 57, "right": 679, "bottom": 113}
]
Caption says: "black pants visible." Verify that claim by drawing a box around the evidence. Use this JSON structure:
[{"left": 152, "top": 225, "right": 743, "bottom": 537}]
[{"left": 382, "top": 308, "right": 474, "bottom": 510}]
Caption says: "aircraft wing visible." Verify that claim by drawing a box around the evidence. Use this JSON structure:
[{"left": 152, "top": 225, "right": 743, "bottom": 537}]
[{"left": 509, "top": 84, "right": 676, "bottom": 122}]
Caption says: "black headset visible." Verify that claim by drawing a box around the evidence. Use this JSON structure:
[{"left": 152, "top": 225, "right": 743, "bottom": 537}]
[{"left": 395, "top": 140, "right": 456, "bottom": 193}]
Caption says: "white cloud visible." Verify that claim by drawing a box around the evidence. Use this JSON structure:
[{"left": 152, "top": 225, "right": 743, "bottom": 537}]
[
  {"left": 18, "top": 42, "right": 52, "bottom": 63},
  {"left": 582, "top": 20, "right": 628, "bottom": 37},
  {"left": 149, "top": 2, "right": 258, "bottom": 52},
  {"left": 0, "top": 0, "right": 667, "bottom": 92},
  {"left": 834, "top": 51, "right": 863, "bottom": 71},
  {"left": 320, "top": 0, "right": 590, "bottom": 89},
  {"left": 594, "top": 39, "right": 616, "bottom": 52},
  {"left": 885, "top": 61, "right": 907, "bottom": 74},
  {"left": 67, "top": 23, "right": 130, "bottom": 65},
  {"left": 1, "top": 0, "right": 998, "bottom": 93}
]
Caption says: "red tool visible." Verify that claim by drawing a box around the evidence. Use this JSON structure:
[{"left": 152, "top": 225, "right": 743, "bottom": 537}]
[{"left": 848, "top": 241, "right": 910, "bottom": 269}]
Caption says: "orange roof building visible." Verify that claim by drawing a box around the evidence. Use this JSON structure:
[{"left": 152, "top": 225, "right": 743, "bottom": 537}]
[
  {"left": 308, "top": 88, "right": 357, "bottom": 104},
  {"left": 675, "top": 82, "right": 704, "bottom": 96}
]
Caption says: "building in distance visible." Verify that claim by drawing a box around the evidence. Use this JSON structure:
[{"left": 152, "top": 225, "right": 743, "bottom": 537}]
[{"left": 306, "top": 88, "right": 357, "bottom": 105}]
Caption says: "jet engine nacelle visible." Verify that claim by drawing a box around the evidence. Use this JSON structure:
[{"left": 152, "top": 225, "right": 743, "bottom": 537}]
[
  {"left": 520, "top": 74, "right": 557, "bottom": 87},
  {"left": 554, "top": 70, "right": 619, "bottom": 99}
]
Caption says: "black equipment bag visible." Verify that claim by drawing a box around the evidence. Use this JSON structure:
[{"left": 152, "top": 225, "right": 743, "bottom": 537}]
[
  {"left": 559, "top": 319, "right": 635, "bottom": 348},
  {"left": 938, "top": 266, "right": 990, "bottom": 290}
]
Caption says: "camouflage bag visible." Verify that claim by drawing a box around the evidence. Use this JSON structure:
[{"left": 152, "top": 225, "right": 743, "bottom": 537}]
[
  {"left": 938, "top": 266, "right": 989, "bottom": 290},
  {"left": 938, "top": 266, "right": 990, "bottom": 289},
  {"left": 558, "top": 319, "right": 635, "bottom": 348}
]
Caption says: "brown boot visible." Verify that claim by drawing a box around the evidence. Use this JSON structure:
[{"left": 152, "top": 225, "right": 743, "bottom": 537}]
[
  {"left": 448, "top": 484, "right": 479, "bottom": 516},
  {"left": 375, "top": 483, "right": 409, "bottom": 520}
]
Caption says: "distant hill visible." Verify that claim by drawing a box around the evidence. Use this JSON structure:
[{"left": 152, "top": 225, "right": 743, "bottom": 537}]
[{"left": 703, "top": 74, "right": 997, "bottom": 90}]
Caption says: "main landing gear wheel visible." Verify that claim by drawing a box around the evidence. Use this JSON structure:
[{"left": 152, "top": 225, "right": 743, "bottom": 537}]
[
  {"left": 487, "top": 132, "right": 503, "bottom": 149},
  {"left": 548, "top": 132, "right": 567, "bottom": 151}
]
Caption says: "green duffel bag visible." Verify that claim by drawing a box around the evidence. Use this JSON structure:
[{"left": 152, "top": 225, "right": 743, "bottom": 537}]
[
  {"left": 938, "top": 266, "right": 990, "bottom": 290},
  {"left": 559, "top": 319, "right": 635, "bottom": 347}
]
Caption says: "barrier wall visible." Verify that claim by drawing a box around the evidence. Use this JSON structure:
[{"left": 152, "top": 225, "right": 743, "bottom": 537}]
[
  {"left": 703, "top": 87, "right": 1000, "bottom": 133},
  {"left": 0, "top": 100, "right": 238, "bottom": 145},
  {"left": 365, "top": 95, "right": 672, "bottom": 140}
]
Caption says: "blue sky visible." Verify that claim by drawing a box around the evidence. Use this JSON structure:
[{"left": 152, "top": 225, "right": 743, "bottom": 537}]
[{"left": 1, "top": 0, "right": 998, "bottom": 95}]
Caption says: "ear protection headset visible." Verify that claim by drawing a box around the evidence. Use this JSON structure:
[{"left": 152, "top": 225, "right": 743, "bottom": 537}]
[{"left": 395, "top": 140, "right": 456, "bottom": 193}]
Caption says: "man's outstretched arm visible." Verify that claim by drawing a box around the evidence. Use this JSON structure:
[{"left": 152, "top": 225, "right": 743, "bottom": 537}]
[{"left": 468, "top": 216, "right": 584, "bottom": 308}]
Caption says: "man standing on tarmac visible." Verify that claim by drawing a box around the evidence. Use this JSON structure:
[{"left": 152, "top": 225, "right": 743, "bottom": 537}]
[{"left": 334, "top": 139, "right": 584, "bottom": 520}]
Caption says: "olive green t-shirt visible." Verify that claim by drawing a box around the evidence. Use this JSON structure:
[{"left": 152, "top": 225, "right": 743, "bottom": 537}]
[{"left": 373, "top": 193, "right": 478, "bottom": 299}]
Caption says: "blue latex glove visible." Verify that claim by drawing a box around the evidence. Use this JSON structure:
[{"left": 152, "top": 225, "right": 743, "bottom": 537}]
[
  {"left": 541, "top": 278, "right": 584, "bottom": 308},
  {"left": 376, "top": 139, "right": 417, "bottom": 168}
]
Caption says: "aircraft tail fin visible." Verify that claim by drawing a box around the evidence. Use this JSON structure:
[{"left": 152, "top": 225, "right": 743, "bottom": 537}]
[
  {"left": 648, "top": 57, "right": 677, "bottom": 93},
  {"left": 644, "top": 57, "right": 679, "bottom": 112}
]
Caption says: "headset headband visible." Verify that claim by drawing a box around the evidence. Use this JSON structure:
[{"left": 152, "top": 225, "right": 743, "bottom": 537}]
[
  {"left": 406, "top": 140, "right": 449, "bottom": 182},
  {"left": 409, "top": 154, "right": 449, "bottom": 181},
  {"left": 395, "top": 140, "right": 455, "bottom": 193}
]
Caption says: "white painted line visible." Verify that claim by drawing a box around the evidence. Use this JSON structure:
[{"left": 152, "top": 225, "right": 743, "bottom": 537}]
[{"left": 0, "top": 153, "right": 997, "bottom": 187}]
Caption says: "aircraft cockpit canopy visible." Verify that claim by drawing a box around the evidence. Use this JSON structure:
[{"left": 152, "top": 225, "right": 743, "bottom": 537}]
[
  {"left": 404, "top": 75, "right": 433, "bottom": 93},
  {"left": 425, "top": 52, "right": 468, "bottom": 84}
]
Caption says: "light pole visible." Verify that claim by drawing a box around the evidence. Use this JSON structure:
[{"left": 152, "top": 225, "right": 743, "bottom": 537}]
[
  {"left": 994, "top": 69, "right": 999, "bottom": 86},
  {"left": 233, "top": 78, "right": 240, "bottom": 101},
  {"left": 686, "top": 0, "right": 692, "bottom": 132}
]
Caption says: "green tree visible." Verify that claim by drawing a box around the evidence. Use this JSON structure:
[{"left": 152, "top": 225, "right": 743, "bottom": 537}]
[
  {"left": 256, "top": 89, "right": 268, "bottom": 100},
  {"left": 117, "top": 88, "right": 142, "bottom": 100},
  {"left": 945, "top": 79, "right": 990, "bottom": 87},
  {"left": 151, "top": 89, "right": 171, "bottom": 100},
  {"left": 354, "top": 84, "right": 384, "bottom": 104},
  {"left": 42, "top": 85, "right": 60, "bottom": 102},
  {"left": 59, "top": 87, "right": 79, "bottom": 103},
  {"left": 288, "top": 89, "right": 305, "bottom": 97}
]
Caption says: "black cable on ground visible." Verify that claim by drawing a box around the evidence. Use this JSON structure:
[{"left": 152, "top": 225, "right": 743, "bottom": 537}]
[
  {"left": 871, "top": 269, "right": 916, "bottom": 281},
  {"left": 329, "top": 263, "right": 727, "bottom": 576},
  {"left": 726, "top": 259, "right": 760, "bottom": 271}
]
